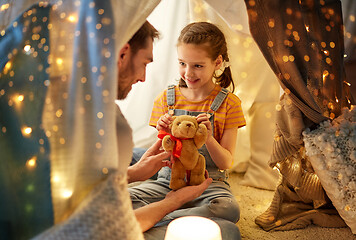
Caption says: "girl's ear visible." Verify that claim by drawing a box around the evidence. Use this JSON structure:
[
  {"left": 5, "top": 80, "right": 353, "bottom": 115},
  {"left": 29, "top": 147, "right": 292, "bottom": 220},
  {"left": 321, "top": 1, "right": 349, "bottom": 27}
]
[{"left": 214, "top": 55, "right": 223, "bottom": 70}]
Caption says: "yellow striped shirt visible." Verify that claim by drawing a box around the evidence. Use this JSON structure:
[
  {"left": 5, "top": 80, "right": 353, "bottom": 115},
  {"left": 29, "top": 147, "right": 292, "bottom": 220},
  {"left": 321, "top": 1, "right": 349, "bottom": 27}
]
[{"left": 149, "top": 84, "right": 246, "bottom": 142}]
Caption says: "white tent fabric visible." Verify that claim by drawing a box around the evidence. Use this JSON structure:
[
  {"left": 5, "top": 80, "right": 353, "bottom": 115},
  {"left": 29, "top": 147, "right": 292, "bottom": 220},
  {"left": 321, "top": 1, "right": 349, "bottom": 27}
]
[
  {"left": 40, "top": 0, "right": 161, "bottom": 224},
  {"left": 118, "top": 0, "right": 281, "bottom": 190},
  {"left": 1, "top": 0, "right": 159, "bottom": 238},
  {"left": 1, "top": 0, "right": 355, "bottom": 238}
]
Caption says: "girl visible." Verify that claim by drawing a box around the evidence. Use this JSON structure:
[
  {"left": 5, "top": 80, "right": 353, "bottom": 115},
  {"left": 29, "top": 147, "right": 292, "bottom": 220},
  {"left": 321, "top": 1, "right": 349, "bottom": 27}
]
[{"left": 129, "top": 22, "right": 246, "bottom": 240}]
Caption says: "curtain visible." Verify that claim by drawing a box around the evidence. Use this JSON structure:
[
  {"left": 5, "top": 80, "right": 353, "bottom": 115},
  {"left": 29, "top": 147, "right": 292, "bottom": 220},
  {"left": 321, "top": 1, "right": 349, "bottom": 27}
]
[
  {"left": 119, "top": 0, "right": 281, "bottom": 190},
  {"left": 0, "top": 0, "right": 160, "bottom": 239},
  {"left": 244, "top": 0, "right": 355, "bottom": 232},
  {"left": 1, "top": 0, "right": 355, "bottom": 238},
  {"left": 342, "top": 0, "right": 356, "bottom": 98}
]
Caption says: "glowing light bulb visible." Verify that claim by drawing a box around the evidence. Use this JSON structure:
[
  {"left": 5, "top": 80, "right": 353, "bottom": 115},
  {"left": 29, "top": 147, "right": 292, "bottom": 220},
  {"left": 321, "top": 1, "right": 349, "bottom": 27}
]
[
  {"left": 61, "top": 189, "right": 73, "bottom": 199},
  {"left": 323, "top": 71, "right": 329, "bottom": 83},
  {"left": 56, "top": 109, "right": 63, "bottom": 117},
  {"left": 52, "top": 175, "right": 60, "bottom": 183},
  {"left": 22, "top": 126, "right": 32, "bottom": 136},
  {"left": 0, "top": 3, "right": 10, "bottom": 11},
  {"left": 98, "top": 129, "right": 105, "bottom": 136},
  {"left": 4, "top": 61, "right": 12, "bottom": 73},
  {"left": 56, "top": 58, "right": 63, "bottom": 65},
  {"left": 17, "top": 95, "right": 24, "bottom": 102},
  {"left": 24, "top": 44, "right": 31, "bottom": 53},
  {"left": 344, "top": 81, "right": 351, "bottom": 86},
  {"left": 26, "top": 156, "right": 37, "bottom": 169},
  {"left": 68, "top": 15, "right": 77, "bottom": 22},
  {"left": 102, "top": 168, "right": 108, "bottom": 174},
  {"left": 97, "top": 112, "right": 103, "bottom": 119}
]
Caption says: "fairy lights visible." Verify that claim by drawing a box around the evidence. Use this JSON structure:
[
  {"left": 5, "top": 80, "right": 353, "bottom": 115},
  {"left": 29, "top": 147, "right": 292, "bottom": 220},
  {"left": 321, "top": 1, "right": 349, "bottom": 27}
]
[
  {"left": 22, "top": 126, "right": 32, "bottom": 136},
  {"left": 102, "top": 167, "right": 108, "bottom": 174},
  {"left": 0, "top": 1, "right": 353, "bottom": 234},
  {"left": 67, "top": 15, "right": 76, "bottom": 22},
  {"left": 0, "top": 3, "right": 9, "bottom": 11},
  {"left": 322, "top": 70, "right": 329, "bottom": 84},
  {"left": 55, "top": 109, "right": 63, "bottom": 118},
  {"left": 52, "top": 175, "right": 60, "bottom": 183},
  {"left": 24, "top": 44, "right": 31, "bottom": 53},
  {"left": 97, "top": 112, "right": 103, "bottom": 119},
  {"left": 26, "top": 156, "right": 37, "bottom": 169},
  {"left": 56, "top": 58, "right": 63, "bottom": 65},
  {"left": 98, "top": 129, "right": 104, "bottom": 136},
  {"left": 4, "top": 61, "right": 12, "bottom": 74},
  {"left": 61, "top": 189, "right": 73, "bottom": 199},
  {"left": 344, "top": 81, "right": 351, "bottom": 87},
  {"left": 16, "top": 94, "right": 24, "bottom": 102}
]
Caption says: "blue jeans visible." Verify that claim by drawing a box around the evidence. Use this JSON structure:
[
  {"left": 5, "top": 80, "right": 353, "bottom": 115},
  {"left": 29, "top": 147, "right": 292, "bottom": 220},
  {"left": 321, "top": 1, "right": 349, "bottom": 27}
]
[{"left": 129, "top": 176, "right": 241, "bottom": 240}]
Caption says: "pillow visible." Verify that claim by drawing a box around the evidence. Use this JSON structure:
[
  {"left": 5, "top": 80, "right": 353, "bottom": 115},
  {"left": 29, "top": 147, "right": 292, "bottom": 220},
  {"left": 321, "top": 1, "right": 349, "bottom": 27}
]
[{"left": 303, "top": 107, "right": 356, "bottom": 234}]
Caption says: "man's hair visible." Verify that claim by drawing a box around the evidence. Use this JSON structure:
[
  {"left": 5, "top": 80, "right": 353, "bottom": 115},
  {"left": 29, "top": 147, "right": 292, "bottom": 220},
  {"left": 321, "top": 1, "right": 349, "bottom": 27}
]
[{"left": 128, "top": 21, "right": 160, "bottom": 54}]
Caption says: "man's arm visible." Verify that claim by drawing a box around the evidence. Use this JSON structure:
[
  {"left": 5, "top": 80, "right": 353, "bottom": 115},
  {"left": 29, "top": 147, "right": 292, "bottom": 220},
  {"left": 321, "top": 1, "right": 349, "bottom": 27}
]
[
  {"left": 134, "top": 178, "right": 213, "bottom": 232},
  {"left": 127, "top": 139, "right": 171, "bottom": 183}
]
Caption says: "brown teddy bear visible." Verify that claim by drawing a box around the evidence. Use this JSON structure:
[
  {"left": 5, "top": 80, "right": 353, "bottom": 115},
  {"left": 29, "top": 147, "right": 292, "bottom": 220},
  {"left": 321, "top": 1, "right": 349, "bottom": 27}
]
[{"left": 158, "top": 115, "right": 208, "bottom": 190}]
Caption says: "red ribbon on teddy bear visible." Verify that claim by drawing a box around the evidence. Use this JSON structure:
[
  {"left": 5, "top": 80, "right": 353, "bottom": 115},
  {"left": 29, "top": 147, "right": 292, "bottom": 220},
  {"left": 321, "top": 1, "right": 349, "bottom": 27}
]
[{"left": 157, "top": 130, "right": 188, "bottom": 159}]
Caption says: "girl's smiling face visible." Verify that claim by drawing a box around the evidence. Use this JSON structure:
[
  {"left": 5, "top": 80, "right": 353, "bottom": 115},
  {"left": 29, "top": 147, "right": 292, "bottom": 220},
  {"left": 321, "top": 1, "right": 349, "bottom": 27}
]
[{"left": 177, "top": 43, "right": 222, "bottom": 90}]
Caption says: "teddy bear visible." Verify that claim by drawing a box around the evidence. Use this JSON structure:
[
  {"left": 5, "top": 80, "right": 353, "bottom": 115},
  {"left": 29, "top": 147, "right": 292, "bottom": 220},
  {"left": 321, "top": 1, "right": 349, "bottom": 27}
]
[{"left": 158, "top": 115, "right": 208, "bottom": 190}]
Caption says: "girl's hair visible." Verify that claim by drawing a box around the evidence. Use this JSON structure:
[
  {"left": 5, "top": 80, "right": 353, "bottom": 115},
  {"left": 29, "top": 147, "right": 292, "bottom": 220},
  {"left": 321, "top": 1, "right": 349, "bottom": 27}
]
[{"left": 177, "top": 22, "right": 235, "bottom": 92}]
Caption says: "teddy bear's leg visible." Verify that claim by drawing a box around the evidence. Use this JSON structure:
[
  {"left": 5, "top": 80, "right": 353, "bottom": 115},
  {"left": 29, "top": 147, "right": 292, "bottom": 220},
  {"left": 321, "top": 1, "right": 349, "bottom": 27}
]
[
  {"left": 170, "top": 160, "right": 187, "bottom": 190},
  {"left": 189, "top": 154, "right": 206, "bottom": 186}
]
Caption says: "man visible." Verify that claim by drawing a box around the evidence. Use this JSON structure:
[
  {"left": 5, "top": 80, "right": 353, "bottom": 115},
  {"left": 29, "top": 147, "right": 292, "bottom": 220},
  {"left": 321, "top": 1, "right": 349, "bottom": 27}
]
[
  {"left": 117, "top": 20, "right": 213, "bottom": 233},
  {"left": 33, "top": 20, "right": 212, "bottom": 240}
]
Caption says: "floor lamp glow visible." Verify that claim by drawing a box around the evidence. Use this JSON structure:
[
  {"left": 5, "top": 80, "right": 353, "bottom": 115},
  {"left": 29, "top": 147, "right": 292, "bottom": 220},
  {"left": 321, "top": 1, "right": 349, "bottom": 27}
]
[{"left": 164, "top": 216, "right": 222, "bottom": 240}]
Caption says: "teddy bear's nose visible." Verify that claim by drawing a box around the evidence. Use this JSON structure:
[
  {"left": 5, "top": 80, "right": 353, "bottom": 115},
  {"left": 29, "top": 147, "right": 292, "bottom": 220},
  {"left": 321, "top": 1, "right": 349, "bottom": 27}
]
[{"left": 186, "top": 123, "right": 192, "bottom": 128}]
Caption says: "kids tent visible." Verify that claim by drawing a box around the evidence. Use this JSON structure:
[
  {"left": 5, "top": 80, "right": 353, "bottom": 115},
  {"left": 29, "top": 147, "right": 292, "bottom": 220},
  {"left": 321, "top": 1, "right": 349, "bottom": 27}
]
[{"left": 0, "top": 0, "right": 355, "bottom": 239}]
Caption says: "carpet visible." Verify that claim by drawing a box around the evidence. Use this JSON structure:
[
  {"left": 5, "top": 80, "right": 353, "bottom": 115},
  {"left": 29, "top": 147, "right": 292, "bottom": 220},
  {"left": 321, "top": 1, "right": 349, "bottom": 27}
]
[{"left": 228, "top": 172, "right": 356, "bottom": 240}]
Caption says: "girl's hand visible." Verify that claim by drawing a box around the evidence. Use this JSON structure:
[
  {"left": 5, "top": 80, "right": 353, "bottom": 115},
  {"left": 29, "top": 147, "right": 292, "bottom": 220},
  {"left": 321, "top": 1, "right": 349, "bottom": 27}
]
[
  {"left": 156, "top": 113, "right": 173, "bottom": 132},
  {"left": 196, "top": 113, "right": 213, "bottom": 137}
]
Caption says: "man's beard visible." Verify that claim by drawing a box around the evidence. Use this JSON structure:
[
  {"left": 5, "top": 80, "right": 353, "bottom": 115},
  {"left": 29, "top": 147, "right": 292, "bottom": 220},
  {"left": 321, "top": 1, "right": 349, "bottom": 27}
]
[
  {"left": 117, "top": 57, "right": 135, "bottom": 100},
  {"left": 117, "top": 83, "right": 129, "bottom": 100}
]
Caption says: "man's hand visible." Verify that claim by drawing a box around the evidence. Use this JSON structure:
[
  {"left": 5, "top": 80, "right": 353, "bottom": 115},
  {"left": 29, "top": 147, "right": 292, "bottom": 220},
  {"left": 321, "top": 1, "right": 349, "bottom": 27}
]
[
  {"left": 127, "top": 139, "right": 171, "bottom": 183},
  {"left": 165, "top": 177, "right": 213, "bottom": 205}
]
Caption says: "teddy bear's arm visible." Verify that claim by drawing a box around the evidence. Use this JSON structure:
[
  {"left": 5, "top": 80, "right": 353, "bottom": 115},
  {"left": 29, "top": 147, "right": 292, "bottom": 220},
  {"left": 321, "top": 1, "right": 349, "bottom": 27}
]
[
  {"left": 194, "top": 123, "right": 208, "bottom": 149},
  {"left": 162, "top": 135, "right": 175, "bottom": 152}
]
